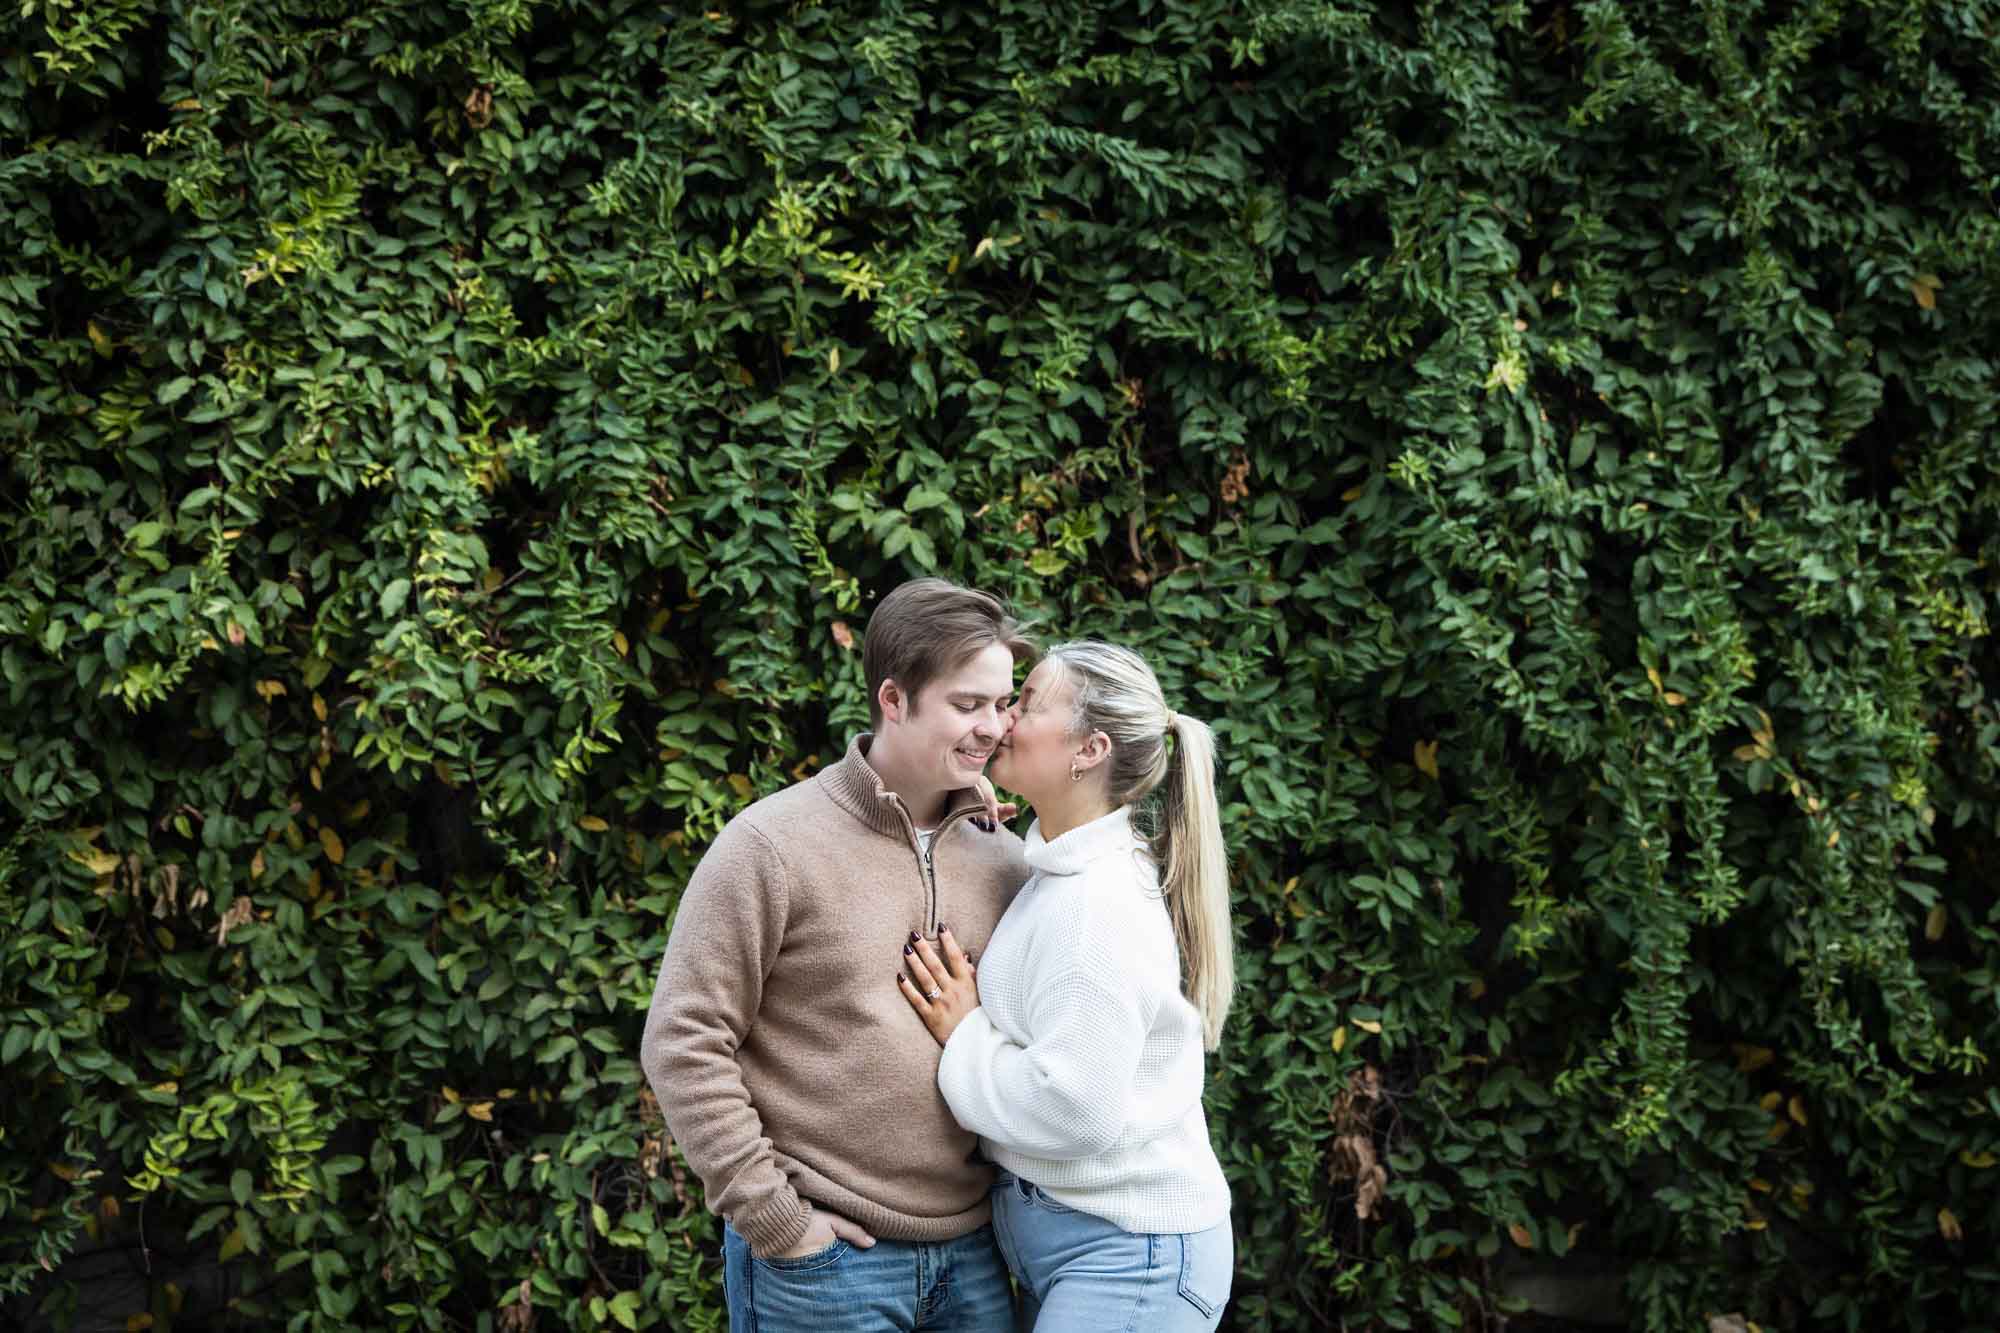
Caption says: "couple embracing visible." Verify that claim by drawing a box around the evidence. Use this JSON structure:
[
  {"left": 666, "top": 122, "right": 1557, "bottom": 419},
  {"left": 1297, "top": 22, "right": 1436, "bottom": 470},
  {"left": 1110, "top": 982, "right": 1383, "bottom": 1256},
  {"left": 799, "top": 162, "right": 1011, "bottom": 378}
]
[{"left": 640, "top": 579, "right": 1235, "bottom": 1330}]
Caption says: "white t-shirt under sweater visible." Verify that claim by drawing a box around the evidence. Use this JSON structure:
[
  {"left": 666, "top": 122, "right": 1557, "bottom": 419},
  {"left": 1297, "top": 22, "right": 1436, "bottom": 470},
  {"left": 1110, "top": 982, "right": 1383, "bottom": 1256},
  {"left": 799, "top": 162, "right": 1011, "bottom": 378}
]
[{"left": 937, "top": 806, "right": 1231, "bottom": 1234}]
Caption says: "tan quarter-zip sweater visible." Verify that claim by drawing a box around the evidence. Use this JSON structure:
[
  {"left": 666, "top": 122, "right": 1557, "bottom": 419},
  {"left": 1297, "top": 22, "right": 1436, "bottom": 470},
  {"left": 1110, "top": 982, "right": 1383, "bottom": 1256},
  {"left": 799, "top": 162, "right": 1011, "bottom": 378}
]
[{"left": 640, "top": 734, "right": 1029, "bottom": 1257}]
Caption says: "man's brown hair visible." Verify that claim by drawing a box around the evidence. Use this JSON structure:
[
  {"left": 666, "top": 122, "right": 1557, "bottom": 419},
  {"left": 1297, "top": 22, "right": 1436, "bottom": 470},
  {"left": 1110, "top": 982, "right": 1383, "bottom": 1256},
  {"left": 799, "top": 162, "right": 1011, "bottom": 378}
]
[{"left": 862, "top": 579, "right": 1035, "bottom": 725}]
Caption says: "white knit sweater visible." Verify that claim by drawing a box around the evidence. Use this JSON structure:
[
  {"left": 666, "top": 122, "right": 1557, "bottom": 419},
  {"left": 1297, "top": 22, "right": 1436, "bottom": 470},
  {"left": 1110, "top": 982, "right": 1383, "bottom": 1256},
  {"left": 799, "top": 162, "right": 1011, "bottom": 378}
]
[{"left": 937, "top": 806, "right": 1231, "bottom": 1234}]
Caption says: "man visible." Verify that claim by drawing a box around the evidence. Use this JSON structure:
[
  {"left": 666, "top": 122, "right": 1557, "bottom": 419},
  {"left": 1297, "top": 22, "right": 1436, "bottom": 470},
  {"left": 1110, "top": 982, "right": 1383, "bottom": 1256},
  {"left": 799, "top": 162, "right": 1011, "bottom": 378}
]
[{"left": 642, "top": 578, "right": 1033, "bottom": 1330}]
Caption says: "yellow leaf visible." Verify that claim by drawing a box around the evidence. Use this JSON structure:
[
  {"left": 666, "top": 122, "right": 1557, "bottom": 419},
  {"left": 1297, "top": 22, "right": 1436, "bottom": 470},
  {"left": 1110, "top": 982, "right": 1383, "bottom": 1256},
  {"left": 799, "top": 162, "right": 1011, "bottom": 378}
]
[
  {"left": 150, "top": 1081, "right": 178, "bottom": 1095},
  {"left": 1413, "top": 740, "right": 1439, "bottom": 780},
  {"left": 312, "top": 693, "right": 327, "bottom": 722},
  {"left": 347, "top": 799, "right": 371, "bottom": 821},
  {"left": 1911, "top": 275, "right": 1941, "bottom": 310},
  {"left": 126, "top": 1315, "right": 154, "bottom": 1332},
  {"left": 1732, "top": 744, "right": 1762, "bottom": 762},
  {"left": 1938, "top": 1207, "right": 1962, "bottom": 1242},
  {"left": 1646, "top": 665, "right": 1664, "bottom": 692},
  {"left": 1758, "top": 1091, "right": 1782, "bottom": 1113},
  {"left": 1354, "top": 1018, "right": 1383, "bottom": 1034},
  {"left": 1331, "top": 1026, "right": 1347, "bottom": 1053},
  {"left": 70, "top": 848, "right": 120, "bottom": 877},
  {"left": 441, "top": 1086, "right": 460, "bottom": 1103},
  {"left": 1825, "top": 828, "right": 1839, "bottom": 848},
  {"left": 467, "top": 1102, "right": 494, "bottom": 1122},
  {"left": 1662, "top": 691, "right": 1686, "bottom": 706},
  {"left": 828, "top": 346, "right": 841, "bottom": 373},
  {"left": 1748, "top": 1177, "right": 1772, "bottom": 1193},
  {"left": 50, "top": 1163, "right": 80, "bottom": 1181},
  {"left": 612, "top": 630, "right": 629, "bottom": 657},
  {"left": 434, "top": 759, "right": 457, "bottom": 786},
  {"left": 1341, "top": 485, "right": 1364, "bottom": 502},
  {"left": 1507, "top": 1223, "right": 1534, "bottom": 1250},
  {"left": 577, "top": 815, "right": 610, "bottom": 832},
  {"left": 254, "top": 679, "right": 286, "bottom": 701},
  {"left": 1925, "top": 903, "right": 1947, "bottom": 941},
  {"left": 87, "top": 321, "right": 114, "bottom": 357},
  {"left": 1960, "top": 1149, "right": 1996, "bottom": 1169},
  {"left": 250, "top": 848, "right": 265, "bottom": 880},
  {"left": 171, "top": 98, "right": 201, "bottom": 111},
  {"left": 1732, "top": 1043, "right": 1775, "bottom": 1073},
  {"left": 309, "top": 764, "right": 322, "bottom": 791},
  {"left": 219, "top": 1226, "right": 246, "bottom": 1261},
  {"left": 1466, "top": 977, "right": 1487, "bottom": 1000},
  {"left": 320, "top": 827, "right": 345, "bottom": 865},
  {"left": 1787, "top": 1095, "right": 1807, "bottom": 1126},
  {"left": 648, "top": 608, "right": 671, "bottom": 634},
  {"left": 727, "top": 774, "right": 753, "bottom": 799}
]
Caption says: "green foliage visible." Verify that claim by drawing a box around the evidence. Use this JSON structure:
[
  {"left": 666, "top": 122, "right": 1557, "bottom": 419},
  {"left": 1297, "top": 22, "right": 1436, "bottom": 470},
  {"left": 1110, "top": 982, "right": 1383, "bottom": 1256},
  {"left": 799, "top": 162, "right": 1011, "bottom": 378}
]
[{"left": 4, "top": 0, "right": 2000, "bottom": 1329}]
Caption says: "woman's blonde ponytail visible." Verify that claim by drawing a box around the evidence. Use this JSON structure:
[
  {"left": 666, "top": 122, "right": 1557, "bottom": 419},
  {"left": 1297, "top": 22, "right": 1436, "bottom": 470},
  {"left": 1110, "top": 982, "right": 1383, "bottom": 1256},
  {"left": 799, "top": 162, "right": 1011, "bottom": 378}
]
[{"left": 1159, "top": 712, "right": 1233, "bottom": 1049}]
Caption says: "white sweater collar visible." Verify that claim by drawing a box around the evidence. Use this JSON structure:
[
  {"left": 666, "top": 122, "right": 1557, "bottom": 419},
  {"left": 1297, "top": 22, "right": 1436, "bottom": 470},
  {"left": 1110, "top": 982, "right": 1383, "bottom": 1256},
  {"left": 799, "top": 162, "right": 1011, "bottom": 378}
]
[{"left": 1023, "top": 806, "right": 1138, "bottom": 876}]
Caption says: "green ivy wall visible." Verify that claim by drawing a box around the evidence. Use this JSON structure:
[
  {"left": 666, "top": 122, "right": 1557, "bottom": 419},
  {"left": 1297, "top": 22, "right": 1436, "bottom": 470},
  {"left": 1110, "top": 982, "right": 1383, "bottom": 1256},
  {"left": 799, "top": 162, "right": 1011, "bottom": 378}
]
[{"left": 3, "top": 0, "right": 1999, "bottom": 1329}]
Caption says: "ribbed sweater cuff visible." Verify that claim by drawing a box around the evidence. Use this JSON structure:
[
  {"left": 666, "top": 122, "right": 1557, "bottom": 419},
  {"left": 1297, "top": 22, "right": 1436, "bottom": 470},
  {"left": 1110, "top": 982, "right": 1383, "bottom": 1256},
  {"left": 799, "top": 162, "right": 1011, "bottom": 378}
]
[{"left": 737, "top": 1188, "right": 813, "bottom": 1258}]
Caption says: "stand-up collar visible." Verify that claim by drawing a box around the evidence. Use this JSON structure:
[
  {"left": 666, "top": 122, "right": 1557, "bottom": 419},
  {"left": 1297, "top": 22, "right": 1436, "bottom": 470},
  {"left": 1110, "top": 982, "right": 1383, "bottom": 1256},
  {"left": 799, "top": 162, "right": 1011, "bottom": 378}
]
[
  {"left": 817, "top": 733, "right": 986, "bottom": 839},
  {"left": 1023, "top": 806, "right": 1138, "bottom": 876}
]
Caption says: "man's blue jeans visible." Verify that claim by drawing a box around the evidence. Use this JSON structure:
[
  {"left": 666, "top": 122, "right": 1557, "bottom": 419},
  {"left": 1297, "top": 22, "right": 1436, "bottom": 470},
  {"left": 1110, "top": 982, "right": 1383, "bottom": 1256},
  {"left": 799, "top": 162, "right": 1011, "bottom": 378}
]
[{"left": 723, "top": 1220, "right": 1015, "bottom": 1331}]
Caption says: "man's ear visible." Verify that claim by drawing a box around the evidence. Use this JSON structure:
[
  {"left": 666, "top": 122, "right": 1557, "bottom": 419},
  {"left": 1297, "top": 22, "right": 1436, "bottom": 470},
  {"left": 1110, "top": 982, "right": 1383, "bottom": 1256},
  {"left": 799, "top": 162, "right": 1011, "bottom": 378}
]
[{"left": 877, "top": 678, "right": 906, "bottom": 725}]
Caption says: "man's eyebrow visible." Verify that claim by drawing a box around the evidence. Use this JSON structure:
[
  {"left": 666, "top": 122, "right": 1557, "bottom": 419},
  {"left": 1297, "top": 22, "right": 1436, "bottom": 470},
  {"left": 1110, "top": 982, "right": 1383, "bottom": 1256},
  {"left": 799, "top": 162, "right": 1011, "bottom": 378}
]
[{"left": 946, "top": 689, "right": 1012, "bottom": 701}]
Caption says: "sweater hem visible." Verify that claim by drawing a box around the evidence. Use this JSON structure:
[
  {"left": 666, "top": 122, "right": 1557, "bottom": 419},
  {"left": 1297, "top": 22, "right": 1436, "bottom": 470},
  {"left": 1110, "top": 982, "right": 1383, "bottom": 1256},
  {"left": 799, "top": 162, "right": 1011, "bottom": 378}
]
[{"left": 788, "top": 1162, "right": 995, "bottom": 1243}]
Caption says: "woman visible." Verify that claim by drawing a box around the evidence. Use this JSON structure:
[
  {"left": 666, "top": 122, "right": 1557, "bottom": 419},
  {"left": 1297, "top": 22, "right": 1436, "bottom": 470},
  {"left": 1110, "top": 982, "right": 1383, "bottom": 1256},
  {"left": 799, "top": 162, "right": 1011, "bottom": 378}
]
[{"left": 897, "top": 641, "right": 1235, "bottom": 1329}]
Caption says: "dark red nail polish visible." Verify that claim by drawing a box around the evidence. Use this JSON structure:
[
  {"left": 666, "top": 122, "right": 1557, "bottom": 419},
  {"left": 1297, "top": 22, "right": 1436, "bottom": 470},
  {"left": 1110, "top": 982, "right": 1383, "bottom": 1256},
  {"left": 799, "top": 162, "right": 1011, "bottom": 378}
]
[
  {"left": 903, "top": 943, "right": 912, "bottom": 955},
  {"left": 908, "top": 930, "right": 919, "bottom": 944}
]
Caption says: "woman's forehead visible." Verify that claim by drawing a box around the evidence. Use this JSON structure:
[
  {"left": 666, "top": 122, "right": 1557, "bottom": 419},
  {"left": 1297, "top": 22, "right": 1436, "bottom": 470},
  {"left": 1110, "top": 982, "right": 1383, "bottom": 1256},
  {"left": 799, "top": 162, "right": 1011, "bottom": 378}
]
[{"left": 1023, "top": 660, "right": 1070, "bottom": 703}]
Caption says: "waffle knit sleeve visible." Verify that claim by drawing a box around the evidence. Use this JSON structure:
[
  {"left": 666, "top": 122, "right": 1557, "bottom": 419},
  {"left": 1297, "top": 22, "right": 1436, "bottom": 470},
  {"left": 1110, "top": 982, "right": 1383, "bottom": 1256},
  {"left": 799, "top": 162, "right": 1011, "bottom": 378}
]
[
  {"left": 639, "top": 819, "right": 811, "bottom": 1257},
  {"left": 938, "top": 966, "right": 1151, "bottom": 1160}
]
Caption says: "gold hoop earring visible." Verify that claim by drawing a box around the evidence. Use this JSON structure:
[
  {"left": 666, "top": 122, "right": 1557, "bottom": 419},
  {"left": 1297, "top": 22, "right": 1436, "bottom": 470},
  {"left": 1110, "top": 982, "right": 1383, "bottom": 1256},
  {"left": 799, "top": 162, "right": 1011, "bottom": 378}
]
[{"left": 1069, "top": 764, "right": 1083, "bottom": 783}]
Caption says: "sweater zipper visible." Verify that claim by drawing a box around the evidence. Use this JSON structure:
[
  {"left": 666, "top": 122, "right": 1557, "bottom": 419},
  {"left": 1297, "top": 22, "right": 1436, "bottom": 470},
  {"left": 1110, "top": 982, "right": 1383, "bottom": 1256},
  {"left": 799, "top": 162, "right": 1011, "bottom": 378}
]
[
  {"left": 917, "top": 806, "right": 976, "bottom": 936},
  {"left": 924, "top": 835, "right": 938, "bottom": 934}
]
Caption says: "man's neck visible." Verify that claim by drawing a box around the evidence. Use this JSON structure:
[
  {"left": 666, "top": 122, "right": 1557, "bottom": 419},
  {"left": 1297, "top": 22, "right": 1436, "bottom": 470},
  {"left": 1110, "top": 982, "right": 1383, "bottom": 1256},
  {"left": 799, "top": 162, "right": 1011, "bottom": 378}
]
[{"left": 861, "top": 736, "right": 952, "bottom": 830}]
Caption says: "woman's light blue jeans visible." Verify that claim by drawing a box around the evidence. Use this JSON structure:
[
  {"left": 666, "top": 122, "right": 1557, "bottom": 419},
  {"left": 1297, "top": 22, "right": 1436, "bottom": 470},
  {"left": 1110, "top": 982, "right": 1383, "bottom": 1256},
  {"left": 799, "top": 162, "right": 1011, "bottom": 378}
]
[{"left": 990, "top": 1169, "right": 1233, "bottom": 1331}]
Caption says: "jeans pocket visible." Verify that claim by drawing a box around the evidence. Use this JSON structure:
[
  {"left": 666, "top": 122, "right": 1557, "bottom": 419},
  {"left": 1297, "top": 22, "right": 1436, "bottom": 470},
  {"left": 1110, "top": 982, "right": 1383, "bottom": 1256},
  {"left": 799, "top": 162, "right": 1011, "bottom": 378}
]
[
  {"left": 1175, "top": 1227, "right": 1231, "bottom": 1318},
  {"left": 1028, "top": 1183, "right": 1077, "bottom": 1215},
  {"left": 755, "top": 1238, "right": 849, "bottom": 1273}
]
